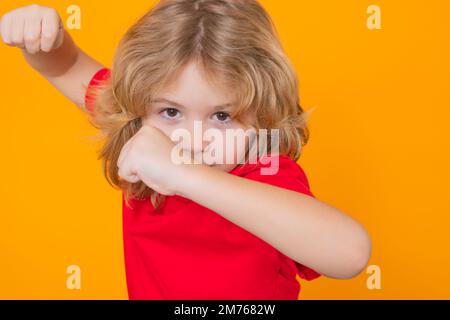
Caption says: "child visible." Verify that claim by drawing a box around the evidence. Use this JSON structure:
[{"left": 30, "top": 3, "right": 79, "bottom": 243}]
[{"left": 1, "top": 1, "right": 372, "bottom": 300}]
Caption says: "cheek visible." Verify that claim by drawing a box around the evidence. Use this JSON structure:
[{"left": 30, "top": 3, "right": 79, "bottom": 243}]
[{"left": 220, "top": 125, "right": 252, "bottom": 161}]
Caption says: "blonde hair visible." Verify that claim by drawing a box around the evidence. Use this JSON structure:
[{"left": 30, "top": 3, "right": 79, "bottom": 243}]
[{"left": 87, "top": 0, "right": 311, "bottom": 210}]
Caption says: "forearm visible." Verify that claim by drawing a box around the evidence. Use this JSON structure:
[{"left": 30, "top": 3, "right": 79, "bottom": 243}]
[
  {"left": 33, "top": 32, "right": 103, "bottom": 107},
  {"left": 177, "top": 164, "right": 372, "bottom": 279},
  {"left": 21, "top": 29, "right": 78, "bottom": 77},
  {"left": 22, "top": 28, "right": 103, "bottom": 107}
]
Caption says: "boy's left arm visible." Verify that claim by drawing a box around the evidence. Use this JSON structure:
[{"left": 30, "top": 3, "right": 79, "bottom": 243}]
[{"left": 176, "top": 164, "right": 372, "bottom": 280}]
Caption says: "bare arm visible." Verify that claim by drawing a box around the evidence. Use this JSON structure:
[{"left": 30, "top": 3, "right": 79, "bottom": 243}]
[
  {"left": 178, "top": 164, "right": 372, "bottom": 279},
  {"left": 1, "top": 4, "right": 104, "bottom": 113}
]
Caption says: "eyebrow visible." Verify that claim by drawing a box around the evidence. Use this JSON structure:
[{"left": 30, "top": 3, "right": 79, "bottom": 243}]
[{"left": 150, "top": 98, "right": 234, "bottom": 111}]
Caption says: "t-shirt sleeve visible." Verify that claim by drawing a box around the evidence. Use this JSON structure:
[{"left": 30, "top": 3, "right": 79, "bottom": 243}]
[
  {"left": 84, "top": 67, "right": 111, "bottom": 113},
  {"left": 242, "top": 155, "right": 322, "bottom": 281}
]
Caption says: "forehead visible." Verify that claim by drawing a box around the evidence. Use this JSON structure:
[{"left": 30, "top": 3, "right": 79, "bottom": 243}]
[{"left": 153, "top": 61, "right": 235, "bottom": 110}]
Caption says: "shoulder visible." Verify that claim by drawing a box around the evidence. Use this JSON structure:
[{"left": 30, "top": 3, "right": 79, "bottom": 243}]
[{"left": 229, "top": 154, "right": 315, "bottom": 198}]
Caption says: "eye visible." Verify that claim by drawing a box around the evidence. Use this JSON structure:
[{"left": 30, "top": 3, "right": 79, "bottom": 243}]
[
  {"left": 159, "top": 107, "right": 182, "bottom": 119},
  {"left": 212, "top": 111, "right": 232, "bottom": 123}
]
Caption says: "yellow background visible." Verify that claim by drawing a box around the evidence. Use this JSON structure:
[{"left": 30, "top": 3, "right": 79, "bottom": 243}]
[{"left": 1, "top": 0, "right": 449, "bottom": 299}]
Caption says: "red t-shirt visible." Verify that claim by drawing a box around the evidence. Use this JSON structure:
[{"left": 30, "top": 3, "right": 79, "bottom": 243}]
[{"left": 85, "top": 67, "right": 321, "bottom": 299}]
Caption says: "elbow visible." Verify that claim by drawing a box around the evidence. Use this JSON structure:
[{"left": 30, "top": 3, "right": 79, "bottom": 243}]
[{"left": 343, "top": 229, "right": 372, "bottom": 279}]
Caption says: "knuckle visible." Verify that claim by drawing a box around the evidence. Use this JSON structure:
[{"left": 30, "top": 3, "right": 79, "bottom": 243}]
[
  {"left": 1, "top": 13, "right": 10, "bottom": 24},
  {"left": 27, "top": 4, "right": 41, "bottom": 10},
  {"left": 40, "top": 46, "right": 51, "bottom": 53},
  {"left": 44, "top": 7, "right": 59, "bottom": 18},
  {"left": 11, "top": 34, "right": 22, "bottom": 44},
  {"left": 41, "top": 30, "right": 55, "bottom": 40},
  {"left": 24, "top": 32, "right": 38, "bottom": 42},
  {"left": 130, "top": 163, "right": 139, "bottom": 173}
]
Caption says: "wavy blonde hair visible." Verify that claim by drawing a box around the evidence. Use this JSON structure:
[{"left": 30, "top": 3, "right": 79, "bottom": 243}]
[{"left": 87, "top": 0, "right": 311, "bottom": 210}]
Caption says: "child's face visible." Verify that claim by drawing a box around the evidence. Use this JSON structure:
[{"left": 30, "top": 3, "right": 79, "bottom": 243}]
[{"left": 142, "top": 61, "right": 253, "bottom": 173}]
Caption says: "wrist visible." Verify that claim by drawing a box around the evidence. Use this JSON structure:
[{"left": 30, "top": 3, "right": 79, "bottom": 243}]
[{"left": 173, "top": 162, "right": 211, "bottom": 198}]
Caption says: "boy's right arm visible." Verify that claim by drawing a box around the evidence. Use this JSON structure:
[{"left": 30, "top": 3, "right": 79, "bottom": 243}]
[{"left": 0, "top": 4, "right": 104, "bottom": 113}]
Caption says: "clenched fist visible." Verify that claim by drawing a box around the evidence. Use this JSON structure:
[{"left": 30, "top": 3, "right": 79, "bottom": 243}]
[
  {"left": 117, "top": 124, "right": 194, "bottom": 196},
  {"left": 0, "top": 4, "right": 64, "bottom": 54}
]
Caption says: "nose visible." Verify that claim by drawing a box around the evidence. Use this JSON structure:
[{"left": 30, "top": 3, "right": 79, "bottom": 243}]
[{"left": 183, "top": 120, "right": 214, "bottom": 162}]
